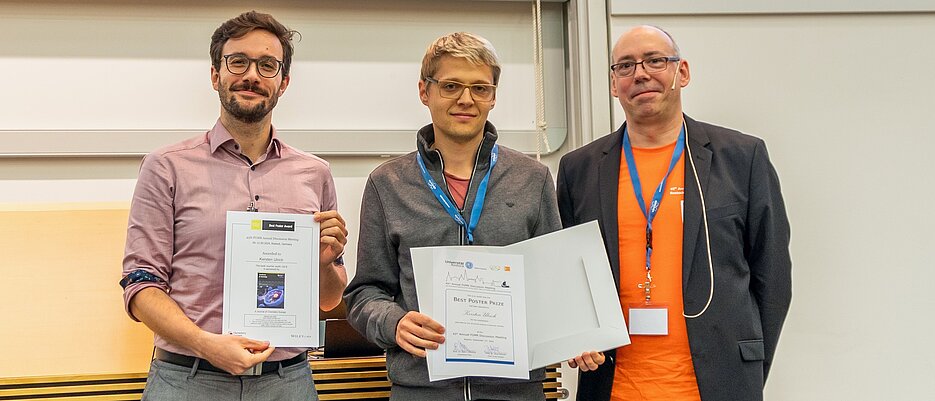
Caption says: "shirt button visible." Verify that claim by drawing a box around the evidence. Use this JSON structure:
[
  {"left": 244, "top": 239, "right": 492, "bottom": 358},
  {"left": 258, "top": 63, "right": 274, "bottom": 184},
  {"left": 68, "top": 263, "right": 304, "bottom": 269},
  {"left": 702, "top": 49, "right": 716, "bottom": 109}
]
[
  {"left": 234, "top": 144, "right": 239, "bottom": 150},
  {"left": 251, "top": 166, "right": 256, "bottom": 171}
]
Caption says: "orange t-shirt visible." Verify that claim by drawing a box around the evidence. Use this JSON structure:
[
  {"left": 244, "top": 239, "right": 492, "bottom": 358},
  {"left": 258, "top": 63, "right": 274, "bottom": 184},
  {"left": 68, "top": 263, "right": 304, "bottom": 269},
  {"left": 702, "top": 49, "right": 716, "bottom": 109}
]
[{"left": 612, "top": 140, "right": 701, "bottom": 401}]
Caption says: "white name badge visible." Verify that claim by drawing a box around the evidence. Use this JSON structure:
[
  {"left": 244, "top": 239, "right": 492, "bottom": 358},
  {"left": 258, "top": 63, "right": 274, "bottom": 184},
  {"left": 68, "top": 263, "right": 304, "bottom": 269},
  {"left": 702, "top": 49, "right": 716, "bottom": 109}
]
[{"left": 628, "top": 306, "right": 668, "bottom": 336}]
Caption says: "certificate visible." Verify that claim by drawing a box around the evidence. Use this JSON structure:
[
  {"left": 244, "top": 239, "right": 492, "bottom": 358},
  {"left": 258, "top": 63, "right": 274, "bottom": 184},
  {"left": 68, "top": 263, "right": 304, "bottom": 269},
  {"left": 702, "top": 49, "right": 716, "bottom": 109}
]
[
  {"left": 428, "top": 249, "right": 529, "bottom": 380},
  {"left": 222, "top": 211, "right": 319, "bottom": 347}
]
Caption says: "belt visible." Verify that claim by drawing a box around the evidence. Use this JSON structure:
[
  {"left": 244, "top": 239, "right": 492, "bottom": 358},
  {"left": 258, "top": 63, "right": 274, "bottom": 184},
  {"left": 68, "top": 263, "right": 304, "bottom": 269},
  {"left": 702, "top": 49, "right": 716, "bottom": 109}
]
[{"left": 154, "top": 348, "right": 307, "bottom": 375}]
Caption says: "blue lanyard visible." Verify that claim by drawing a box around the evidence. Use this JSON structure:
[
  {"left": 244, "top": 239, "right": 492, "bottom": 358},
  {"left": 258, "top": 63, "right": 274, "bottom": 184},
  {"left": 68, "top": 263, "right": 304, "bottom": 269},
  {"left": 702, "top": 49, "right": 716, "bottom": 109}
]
[
  {"left": 622, "top": 126, "right": 685, "bottom": 272},
  {"left": 416, "top": 144, "right": 498, "bottom": 244}
]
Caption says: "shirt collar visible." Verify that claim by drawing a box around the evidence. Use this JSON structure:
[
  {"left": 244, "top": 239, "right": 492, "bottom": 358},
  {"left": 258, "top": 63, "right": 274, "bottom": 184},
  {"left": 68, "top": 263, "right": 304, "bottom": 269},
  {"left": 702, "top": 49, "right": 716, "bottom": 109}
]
[{"left": 208, "top": 119, "right": 283, "bottom": 160}]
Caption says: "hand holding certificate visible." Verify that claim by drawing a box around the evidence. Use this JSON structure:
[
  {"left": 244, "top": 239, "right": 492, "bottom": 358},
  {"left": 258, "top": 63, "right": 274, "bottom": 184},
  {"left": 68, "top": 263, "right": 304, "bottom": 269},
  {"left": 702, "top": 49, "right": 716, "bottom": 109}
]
[
  {"left": 412, "top": 221, "right": 630, "bottom": 381},
  {"left": 222, "top": 211, "right": 320, "bottom": 347}
]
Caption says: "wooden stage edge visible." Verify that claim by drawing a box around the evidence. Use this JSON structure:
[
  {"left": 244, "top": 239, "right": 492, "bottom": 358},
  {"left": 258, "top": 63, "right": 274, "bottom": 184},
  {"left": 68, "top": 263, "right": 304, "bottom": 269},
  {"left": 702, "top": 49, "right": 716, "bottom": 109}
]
[{"left": 0, "top": 356, "right": 567, "bottom": 400}]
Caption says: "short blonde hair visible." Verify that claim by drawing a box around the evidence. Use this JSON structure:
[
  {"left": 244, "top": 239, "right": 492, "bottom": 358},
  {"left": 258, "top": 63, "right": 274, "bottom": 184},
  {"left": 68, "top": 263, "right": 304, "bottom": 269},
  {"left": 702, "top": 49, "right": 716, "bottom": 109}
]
[{"left": 420, "top": 32, "right": 501, "bottom": 85}]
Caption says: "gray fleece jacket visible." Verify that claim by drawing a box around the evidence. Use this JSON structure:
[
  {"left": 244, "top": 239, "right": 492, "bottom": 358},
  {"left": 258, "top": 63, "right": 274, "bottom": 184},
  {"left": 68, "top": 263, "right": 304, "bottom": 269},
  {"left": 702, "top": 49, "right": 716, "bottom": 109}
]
[{"left": 344, "top": 122, "right": 561, "bottom": 400}]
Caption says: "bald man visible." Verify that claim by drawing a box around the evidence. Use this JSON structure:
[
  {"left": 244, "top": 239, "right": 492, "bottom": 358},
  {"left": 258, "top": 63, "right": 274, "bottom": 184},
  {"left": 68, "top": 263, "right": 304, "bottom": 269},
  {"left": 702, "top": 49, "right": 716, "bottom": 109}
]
[{"left": 556, "top": 26, "right": 791, "bottom": 401}]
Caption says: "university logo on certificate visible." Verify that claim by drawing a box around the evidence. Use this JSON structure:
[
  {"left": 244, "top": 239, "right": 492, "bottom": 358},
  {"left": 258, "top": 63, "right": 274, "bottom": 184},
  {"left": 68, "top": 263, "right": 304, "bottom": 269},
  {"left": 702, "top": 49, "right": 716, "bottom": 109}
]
[{"left": 222, "top": 211, "right": 320, "bottom": 347}]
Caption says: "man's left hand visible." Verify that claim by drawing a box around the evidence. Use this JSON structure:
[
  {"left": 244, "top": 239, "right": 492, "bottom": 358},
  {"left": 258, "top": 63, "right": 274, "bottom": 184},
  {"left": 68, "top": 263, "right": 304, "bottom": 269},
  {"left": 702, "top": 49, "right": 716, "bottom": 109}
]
[{"left": 315, "top": 210, "right": 347, "bottom": 267}]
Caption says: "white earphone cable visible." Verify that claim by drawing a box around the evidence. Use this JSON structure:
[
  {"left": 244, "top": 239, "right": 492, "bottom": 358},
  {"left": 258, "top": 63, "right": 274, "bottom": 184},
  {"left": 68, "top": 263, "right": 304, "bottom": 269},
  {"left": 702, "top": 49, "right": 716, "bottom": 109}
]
[{"left": 683, "top": 122, "right": 714, "bottom": 319}]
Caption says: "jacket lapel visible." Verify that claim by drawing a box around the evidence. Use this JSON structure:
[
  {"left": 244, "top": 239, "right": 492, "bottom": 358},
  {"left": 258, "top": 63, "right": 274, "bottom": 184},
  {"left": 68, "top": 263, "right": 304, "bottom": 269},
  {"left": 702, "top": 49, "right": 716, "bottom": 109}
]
[
  {"left": 681, "top": 115, "right": 712, "bottom": 292},
  {"left": 599, "top": 126, "right": 625, "bottom": 292}
]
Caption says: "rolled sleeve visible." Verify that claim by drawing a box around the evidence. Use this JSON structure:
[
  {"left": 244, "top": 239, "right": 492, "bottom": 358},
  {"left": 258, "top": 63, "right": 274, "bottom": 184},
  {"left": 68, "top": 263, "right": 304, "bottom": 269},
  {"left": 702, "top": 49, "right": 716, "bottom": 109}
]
[{"left": 122, "top": 153, "right": 176, "bottom": 321}]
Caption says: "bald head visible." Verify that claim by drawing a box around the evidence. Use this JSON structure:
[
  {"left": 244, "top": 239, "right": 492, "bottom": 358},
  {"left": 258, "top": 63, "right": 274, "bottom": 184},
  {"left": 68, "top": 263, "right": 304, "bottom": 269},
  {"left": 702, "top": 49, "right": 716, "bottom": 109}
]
[
  {"left": 612, "top": 25, "right": 680, "bottom": 64},
  {"left": 610, "top": 25, "right": 689, "bottom": 135}
]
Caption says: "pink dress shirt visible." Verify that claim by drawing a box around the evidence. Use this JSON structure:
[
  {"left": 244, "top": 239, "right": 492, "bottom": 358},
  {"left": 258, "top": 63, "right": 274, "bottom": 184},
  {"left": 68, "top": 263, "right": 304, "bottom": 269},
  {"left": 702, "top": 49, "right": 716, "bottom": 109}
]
[{"left": 122, "top": 120, "right": 338, "bottom": 361}]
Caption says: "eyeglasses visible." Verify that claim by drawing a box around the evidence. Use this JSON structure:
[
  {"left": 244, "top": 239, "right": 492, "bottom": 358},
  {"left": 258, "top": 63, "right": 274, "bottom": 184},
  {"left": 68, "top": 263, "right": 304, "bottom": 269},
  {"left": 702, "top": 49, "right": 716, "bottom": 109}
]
[
  {"left": 223, "top": 54, "right": 283, "bottom": 78},
  {"left": 425, "top": 77, "right": 497, "bottom": 102},
  {"left": 610, "top": 56, "right": 680, "bottom": 78}
]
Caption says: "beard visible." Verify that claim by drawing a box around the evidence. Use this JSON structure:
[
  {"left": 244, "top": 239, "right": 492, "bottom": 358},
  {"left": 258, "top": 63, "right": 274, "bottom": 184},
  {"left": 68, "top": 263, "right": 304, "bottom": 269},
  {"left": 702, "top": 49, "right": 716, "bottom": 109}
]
[{"left": 219, "top": 82, "right": 279, "bottom": 124}]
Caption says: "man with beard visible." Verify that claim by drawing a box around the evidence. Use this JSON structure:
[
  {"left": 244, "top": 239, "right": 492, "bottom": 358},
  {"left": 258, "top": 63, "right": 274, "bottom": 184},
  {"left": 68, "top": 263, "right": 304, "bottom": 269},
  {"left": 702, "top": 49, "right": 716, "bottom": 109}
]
[
  {"left": 120, "top": 11, "right": 347, "bottom": 400},
  {"left": 557, "top": 26, "right": 791, "bottom": 400}
]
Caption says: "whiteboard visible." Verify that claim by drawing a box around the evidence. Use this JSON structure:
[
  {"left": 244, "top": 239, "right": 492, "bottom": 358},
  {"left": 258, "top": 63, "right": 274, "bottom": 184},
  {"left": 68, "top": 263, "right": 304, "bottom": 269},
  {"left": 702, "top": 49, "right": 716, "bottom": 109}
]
[{"left": 0, "top": 0, "right": 568, "bottom": 156}]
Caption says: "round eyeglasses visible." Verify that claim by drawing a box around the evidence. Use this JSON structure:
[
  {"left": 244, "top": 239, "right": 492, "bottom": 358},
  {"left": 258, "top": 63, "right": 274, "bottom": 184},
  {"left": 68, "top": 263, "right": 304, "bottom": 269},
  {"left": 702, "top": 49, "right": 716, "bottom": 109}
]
[
  {"left": 223, "top": 54, "right": 283, "bottom": 78},
  {"left": 425, "top": 77, "right": 497, "bottom": 102},
  {"left": 610, "top": 56, "right": 680, "bottom": 78}
]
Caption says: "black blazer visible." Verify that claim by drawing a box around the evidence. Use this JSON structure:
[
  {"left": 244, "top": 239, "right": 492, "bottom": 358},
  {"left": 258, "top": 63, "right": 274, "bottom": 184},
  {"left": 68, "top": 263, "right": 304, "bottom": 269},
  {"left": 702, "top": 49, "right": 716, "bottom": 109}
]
[{"left": 556, "top": 115, "right": 792, "bottom": 401}]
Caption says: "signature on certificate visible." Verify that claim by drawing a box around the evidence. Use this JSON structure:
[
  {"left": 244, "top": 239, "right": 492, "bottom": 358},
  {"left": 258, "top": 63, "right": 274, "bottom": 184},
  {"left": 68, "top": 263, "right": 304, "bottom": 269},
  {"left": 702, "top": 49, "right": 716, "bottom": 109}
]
[
  {"left": 484, "top": 344, "right": 508, "bottom": 357},
  {"left": 451, "top": 341, "right": 476, "bottom": 353}
]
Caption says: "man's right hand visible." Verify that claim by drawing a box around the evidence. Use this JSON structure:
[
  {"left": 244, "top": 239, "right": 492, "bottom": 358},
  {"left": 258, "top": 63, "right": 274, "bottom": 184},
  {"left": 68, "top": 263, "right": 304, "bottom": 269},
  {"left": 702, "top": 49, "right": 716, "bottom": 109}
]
[
  {"left": 128, "top": 288, "right": 275, "bottom": 374},
  {"left": 396, "top": 311, "right": 445, "bottom": 358},
  {"left": 194, "top": 332, "right": 276, "bottom": 375}
]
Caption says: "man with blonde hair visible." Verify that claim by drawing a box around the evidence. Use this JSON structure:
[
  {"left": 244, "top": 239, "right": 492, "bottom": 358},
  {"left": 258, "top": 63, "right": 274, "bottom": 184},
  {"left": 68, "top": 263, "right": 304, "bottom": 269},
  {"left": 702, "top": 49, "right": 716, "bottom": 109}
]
[{"left": 344, "top": 32, "right": 603, "bottom": 400}]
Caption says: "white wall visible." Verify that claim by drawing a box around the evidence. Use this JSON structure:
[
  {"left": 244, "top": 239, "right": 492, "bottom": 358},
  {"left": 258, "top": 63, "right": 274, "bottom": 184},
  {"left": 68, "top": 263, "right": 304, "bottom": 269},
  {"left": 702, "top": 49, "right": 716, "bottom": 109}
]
[
  {"left": 0, "top": 0, "right": 568, "bottom": 156},
  {"left": 609, "top": 10, "right": 935, "bottom": 401}
]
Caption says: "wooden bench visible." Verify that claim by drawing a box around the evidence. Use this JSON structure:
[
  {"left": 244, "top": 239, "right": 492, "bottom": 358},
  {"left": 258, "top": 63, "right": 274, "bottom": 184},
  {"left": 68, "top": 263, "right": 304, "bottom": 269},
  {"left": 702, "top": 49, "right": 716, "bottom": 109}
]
[
  {"left": 0, "top": 372, "right": 147, "bottom": 401},
  {"left": 0, "top": 358, "right": 566, "bottom": 400}
]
